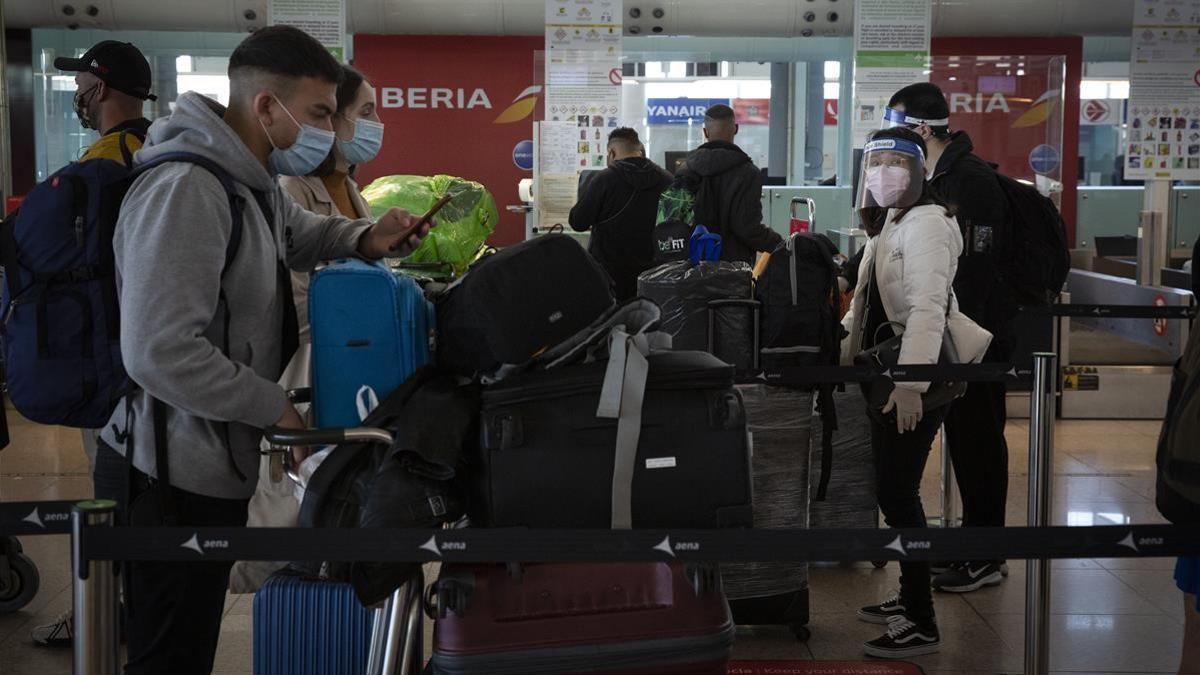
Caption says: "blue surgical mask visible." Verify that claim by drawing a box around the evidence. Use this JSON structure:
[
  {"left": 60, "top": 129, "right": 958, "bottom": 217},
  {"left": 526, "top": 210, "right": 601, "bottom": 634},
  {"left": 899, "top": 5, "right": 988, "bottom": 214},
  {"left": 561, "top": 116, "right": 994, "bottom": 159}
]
[
  {"left": 259, "top": 95, "right": 336, "bottom": 176},
  {"left": 338, "top": 118, "right": 385, "bottom": 165}
]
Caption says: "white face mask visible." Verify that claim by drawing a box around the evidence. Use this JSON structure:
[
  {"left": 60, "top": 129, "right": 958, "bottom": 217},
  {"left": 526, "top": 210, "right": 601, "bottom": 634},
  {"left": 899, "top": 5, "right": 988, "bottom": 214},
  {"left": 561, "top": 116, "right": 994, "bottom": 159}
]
[
  {"left": 338, "top": 118, "right": 385, "bottom": 165},
  {"left": 259, "top": 94, "right": 336, "bottom": 176},
  {"left": 866, "top": 165, "right": 911, "bottom": 207}
]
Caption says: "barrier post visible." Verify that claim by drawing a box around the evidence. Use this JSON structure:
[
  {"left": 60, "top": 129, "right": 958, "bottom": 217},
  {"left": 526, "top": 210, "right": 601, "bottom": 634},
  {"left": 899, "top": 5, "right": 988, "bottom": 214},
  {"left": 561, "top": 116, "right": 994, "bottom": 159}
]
[
  {"left": 1025, "top": 353, "right": 1056, "bottom": 675},
  {"left": 72, "top": 500, "right": 120, "bottom": 675},
  {"left": 938, "top": 426, "right": 960, "bottom": 528}
]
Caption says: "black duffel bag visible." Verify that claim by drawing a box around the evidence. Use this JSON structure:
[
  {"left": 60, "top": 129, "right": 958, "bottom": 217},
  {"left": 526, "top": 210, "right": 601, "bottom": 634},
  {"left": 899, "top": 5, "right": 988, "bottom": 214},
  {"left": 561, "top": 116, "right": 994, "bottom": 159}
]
[{"left": 436, "top": 235, "right": 615, "bottom": 379}]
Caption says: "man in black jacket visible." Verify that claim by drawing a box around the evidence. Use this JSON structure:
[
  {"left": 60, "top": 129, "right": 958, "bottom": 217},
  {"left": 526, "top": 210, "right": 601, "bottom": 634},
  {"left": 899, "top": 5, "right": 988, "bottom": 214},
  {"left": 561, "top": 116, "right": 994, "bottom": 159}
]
[
  {"left": 675, "top": 104, "right": 782, "bottom": 265},
  {"left": 886, "top": 82, "right": 1016, "bottom": 593},
  {"left": 570, "top": 128, "right": 672, "bottom": 299}
]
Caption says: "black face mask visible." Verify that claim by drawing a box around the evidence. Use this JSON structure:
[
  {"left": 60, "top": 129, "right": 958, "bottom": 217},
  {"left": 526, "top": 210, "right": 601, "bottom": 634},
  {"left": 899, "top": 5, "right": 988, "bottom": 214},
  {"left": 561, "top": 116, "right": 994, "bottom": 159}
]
[{"left": 73, "top": 83, "right": 100, "bottom": 131}]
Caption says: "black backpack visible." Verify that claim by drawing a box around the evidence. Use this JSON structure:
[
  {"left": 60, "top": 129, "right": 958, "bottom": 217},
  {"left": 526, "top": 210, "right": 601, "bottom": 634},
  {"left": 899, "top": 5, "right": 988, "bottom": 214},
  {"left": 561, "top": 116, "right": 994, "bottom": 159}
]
[
  {"left": 994, "top": 173, "right": 1070, "bottom": 306},
  {"left": 756, "top": 232, "right": 843, "bottom": 499}
]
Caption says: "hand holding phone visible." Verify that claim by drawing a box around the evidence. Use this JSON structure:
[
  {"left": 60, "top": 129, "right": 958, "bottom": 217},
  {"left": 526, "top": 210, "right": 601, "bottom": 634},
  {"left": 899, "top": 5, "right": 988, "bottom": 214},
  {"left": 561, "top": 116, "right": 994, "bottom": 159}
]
[{"left": 387, "top": 193, "right": 452, "bottom": 253}]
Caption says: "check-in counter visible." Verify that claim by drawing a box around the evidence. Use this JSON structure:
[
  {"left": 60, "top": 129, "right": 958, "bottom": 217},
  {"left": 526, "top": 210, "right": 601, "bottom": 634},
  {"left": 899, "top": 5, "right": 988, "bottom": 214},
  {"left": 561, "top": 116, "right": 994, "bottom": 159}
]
[{"left": 1076, "top": 185, "right": 1200, "bottom": 251}]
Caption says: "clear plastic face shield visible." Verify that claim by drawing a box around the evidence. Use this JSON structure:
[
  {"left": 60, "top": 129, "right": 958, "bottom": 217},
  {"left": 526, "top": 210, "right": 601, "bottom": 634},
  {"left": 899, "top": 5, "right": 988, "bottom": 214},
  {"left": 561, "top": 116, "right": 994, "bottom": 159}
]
[
  {"left": 881, "top": 107, "right": 949, "bottom": 133},
  {"left": 856, "top": 137, "right": 926, "bottom": 210}
]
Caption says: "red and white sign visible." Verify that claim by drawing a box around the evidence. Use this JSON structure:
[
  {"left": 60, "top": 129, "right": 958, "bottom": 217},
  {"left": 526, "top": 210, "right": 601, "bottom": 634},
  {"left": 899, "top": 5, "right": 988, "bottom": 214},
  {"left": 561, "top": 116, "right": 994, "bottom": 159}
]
[
  {"left": 733, "top": 98, "right": 770, "bottom": 125},
  {"left": 1081, "top": 98, "right": 1112, "bottom": 124},
  {"left": 1153, "top": 294, "right": 1168, "bottom": 337},
  {"left": 823, "top": 99, "right": 839, "bottom": 126},
  {"left": 354, "top": 35, "right": 542, "bottom": 246}
]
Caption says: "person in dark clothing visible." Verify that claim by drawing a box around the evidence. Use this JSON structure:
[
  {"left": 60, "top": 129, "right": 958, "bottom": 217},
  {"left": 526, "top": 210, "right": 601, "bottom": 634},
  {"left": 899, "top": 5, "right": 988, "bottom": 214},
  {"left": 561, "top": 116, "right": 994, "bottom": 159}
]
[
  {"left": 569, "top": 128, "right": 672, "bottom": 300},
  {"left": 674, "top": 104, "right": 782, "bottom": 265},
  {"left": 886, "top": 82, "right": 1015, "bottom": 593}
]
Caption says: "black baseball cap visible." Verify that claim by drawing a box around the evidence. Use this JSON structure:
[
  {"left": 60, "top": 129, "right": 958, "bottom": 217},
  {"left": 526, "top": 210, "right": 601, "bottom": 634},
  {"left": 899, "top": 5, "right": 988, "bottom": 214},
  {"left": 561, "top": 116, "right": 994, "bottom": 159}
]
[{"left": 55, "top": 41, "right": 157, "bottom": 102}]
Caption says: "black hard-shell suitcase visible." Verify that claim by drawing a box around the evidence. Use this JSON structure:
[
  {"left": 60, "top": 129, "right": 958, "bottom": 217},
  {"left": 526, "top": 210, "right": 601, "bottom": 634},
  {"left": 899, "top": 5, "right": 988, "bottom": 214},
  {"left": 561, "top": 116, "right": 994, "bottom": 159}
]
[{"left": 474, "top": 350, "right": 753, "bottom": 529}]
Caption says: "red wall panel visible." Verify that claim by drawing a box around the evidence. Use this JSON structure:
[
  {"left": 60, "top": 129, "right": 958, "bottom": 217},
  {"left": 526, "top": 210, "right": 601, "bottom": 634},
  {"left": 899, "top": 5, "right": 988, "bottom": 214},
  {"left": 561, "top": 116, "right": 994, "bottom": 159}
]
[
  {"left": 353, "top": 35, "right": 542, "bottom": 246},
  {"left": 931, "top": 36, "right": 1084, "bottom": 245}
]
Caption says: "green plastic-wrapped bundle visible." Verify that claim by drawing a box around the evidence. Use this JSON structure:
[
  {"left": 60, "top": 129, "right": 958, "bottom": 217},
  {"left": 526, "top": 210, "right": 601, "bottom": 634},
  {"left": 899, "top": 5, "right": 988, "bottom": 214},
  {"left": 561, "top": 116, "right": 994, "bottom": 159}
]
[{"left": 361, "top": 174, "right": 498, "bottom": 276}]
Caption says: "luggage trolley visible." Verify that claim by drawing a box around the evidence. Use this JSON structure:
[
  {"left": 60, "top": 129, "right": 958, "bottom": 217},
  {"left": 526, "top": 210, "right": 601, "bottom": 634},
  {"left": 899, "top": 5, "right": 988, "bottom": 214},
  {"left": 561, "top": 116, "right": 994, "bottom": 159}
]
[{"left": 263, "top": 418, "right": 426, "bottom": 675}]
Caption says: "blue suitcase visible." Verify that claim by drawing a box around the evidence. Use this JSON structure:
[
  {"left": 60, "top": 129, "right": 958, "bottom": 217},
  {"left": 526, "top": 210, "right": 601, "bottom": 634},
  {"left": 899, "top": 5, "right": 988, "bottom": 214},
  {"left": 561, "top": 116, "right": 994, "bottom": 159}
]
[
  {"left": 253, "top": 571, "right": 374, "bottom": 675},
  {"left": 309, "top": 259, "right": 435, "bottom": 428}
]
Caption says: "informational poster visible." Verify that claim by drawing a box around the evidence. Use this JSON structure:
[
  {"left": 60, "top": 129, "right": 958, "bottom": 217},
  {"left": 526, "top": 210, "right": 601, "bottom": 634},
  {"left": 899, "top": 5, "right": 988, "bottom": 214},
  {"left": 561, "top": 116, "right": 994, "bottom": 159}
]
[
  {"left": 540, "top": 0, "right": 623, "bottom": 228},
  {"left": 546, "top": 0, "right": 622, "bottom": 54},
  {"left": 1125, "top": 0, "right": 1200, "bottom": 180},
  {"left": 852, "top": 0, "right": 931, "bottom": 147},
  {"left": 268, "top": 0, "right": 346, "bottom": 61},
  {"left": 535, "top": 122, "right": 582, "bottom": 227}
]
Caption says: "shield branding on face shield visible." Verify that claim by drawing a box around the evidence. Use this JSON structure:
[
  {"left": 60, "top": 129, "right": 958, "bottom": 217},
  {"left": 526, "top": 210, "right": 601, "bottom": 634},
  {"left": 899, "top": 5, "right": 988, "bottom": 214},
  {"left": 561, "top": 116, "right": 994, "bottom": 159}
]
[{"left": 855, "top": 136, "right": 926, "bottom": 211}]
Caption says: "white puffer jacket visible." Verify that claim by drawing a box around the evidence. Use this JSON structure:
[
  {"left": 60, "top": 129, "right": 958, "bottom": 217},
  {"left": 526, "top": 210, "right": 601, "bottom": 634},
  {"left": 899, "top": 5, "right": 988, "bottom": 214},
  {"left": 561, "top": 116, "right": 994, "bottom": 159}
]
[{"left": 841, "top": 204, "right": 993, "bottom": 393}]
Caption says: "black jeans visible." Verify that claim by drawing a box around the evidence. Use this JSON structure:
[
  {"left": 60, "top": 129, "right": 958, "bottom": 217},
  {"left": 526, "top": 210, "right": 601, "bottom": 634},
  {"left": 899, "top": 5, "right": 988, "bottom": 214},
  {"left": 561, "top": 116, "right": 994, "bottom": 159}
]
[
  {"left": 942, "top": 380, "right": 1009, "bottom": 532},
  {"left": 93, "top": 442, "right": 249, "bottom": 675},
  {"left": 869, "top": 402, "right": 948, "bottom": 627}
]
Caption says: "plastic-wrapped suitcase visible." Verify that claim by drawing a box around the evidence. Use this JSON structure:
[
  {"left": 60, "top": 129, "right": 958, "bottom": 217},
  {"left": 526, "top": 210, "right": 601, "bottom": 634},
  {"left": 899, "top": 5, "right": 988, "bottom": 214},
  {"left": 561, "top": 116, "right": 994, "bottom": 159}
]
[
  {"left": 474, "top": 349, "right": 753, "bottom": 529},
  {"left": 723, "top": 385, "right": 813, "bottom": 640},
  {"left": 252, "top": 571, "right": 374, "bottom": 675},
  {"left": 809, "top": 385, "right": 878, "bottom": 530},
  {"left": 309, "top": 258, "right": 434, "bottom": 428},
  {"left": 427, "top": 562, "right": 734, "bottom": 674}
]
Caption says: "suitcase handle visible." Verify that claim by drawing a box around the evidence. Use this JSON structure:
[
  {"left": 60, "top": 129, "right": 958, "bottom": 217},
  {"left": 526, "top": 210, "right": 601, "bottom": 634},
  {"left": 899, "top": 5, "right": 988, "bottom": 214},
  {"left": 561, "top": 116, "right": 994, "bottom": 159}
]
[
  {"left": 790, "top": 197, "right": 816, "bottom": 222},
  {"left": 262, "top": 426, "right": 395, "bottom": 448},
  {"left": 706, "top": 299, "right": 762, "bottom": 371}
]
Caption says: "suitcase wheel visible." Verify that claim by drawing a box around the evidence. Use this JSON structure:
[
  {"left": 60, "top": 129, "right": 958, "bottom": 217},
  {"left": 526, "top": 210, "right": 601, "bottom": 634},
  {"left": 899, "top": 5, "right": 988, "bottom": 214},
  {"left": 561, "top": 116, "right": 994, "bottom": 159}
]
[
  {"left": 789, "top": 623, "right": 811, "bottom": 642},
  {"left": 431, "top": 577, "right": 473, "bottom": 618}
]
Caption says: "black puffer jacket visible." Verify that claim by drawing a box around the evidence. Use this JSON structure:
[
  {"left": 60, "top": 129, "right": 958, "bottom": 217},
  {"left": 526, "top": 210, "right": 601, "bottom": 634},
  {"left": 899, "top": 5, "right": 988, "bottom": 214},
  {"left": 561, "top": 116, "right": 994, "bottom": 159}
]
[
  {"left": 569, "top": 157, "right": 672, "bottom": 300},
  {"left": 676, "top": 140, "right": 782, "bottom": 265},
  {"left": 928, "top": 131, "right": 1017, "bottom": 352}
]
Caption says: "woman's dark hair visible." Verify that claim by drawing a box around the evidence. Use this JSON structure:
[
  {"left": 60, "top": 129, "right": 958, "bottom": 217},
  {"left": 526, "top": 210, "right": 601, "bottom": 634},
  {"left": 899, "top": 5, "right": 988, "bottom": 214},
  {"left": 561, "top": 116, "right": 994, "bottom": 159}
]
[
  {"left": 313, "top": 65, "right": 369, "bottom": 178},
  {"left": 857, "top": 126, "right": 953, "bottom": 235}
]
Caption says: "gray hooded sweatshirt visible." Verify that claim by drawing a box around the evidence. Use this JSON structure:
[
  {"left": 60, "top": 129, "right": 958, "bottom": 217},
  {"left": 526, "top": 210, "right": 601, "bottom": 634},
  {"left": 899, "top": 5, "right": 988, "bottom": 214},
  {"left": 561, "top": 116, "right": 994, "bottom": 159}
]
[{"left": 100, "top": 92, "right": 371, "bottom": 500}]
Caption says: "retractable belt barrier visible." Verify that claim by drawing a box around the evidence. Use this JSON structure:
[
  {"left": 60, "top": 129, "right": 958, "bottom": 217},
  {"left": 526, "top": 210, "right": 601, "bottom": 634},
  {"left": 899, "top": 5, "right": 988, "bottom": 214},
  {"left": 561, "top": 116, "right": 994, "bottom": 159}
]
[
  {"left": 0, "top": 500, "right": 76, "bottom": 536},
  {"left": 3, "top": 500, "right": 1197, "bottom": 563},
  {"left": 74, "top": 523, "right": 1200, "bottom": 564},
  {"left": 1034, "top": 303, "right": 1196, "bottom": 319}
]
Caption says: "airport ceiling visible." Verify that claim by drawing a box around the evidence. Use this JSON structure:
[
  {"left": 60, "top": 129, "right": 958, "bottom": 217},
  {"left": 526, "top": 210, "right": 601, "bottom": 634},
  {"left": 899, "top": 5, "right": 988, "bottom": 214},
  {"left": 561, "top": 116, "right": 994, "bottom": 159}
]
[{"left": 4, "top": 0, "right": 1135, "bottom": 37}]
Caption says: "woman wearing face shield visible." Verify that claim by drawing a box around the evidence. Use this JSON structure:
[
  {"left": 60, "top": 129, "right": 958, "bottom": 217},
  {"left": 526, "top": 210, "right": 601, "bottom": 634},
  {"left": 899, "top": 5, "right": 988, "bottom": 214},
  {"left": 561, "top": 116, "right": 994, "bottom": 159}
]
[
  {"left": 228, "top": 65, "right": 386, "bottom": 595},
  {"left": 840, "top": 127, "right": 992, "bottom": 658}
]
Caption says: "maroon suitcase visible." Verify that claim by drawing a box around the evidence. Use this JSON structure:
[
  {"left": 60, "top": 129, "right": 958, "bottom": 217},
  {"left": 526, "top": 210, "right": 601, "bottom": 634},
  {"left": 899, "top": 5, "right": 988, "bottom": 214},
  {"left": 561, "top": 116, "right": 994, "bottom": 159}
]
[{"left": 428, "top": 562, "right": 734, "bottom": 674}]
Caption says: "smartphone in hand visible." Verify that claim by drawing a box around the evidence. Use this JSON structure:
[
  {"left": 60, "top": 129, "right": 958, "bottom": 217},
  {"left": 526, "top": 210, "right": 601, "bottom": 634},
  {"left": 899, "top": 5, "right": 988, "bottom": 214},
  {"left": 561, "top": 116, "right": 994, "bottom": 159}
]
[{"left": 389, "top": 193, "right": 452, "bottom": 252}]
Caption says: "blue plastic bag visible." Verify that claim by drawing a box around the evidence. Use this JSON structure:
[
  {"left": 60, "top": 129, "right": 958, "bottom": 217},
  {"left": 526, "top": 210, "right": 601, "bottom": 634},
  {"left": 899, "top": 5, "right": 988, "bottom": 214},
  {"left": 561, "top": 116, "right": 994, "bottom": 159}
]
[{"left": 689, "top": 225, "right": 723, "bottom": 265}]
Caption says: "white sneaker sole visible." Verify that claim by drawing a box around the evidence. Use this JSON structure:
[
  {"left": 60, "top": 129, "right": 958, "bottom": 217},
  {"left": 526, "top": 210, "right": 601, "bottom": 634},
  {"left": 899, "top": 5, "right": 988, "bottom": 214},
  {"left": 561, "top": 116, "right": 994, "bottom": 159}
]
[
  {"left": 863, "top": 640, "right": 941, "bottom": 658},
  {"left": 856, "top": 609, "right": 904, "bottom": 625},
  {"left": 934, "top": 570, "right": 1004, "bottom": 593}
]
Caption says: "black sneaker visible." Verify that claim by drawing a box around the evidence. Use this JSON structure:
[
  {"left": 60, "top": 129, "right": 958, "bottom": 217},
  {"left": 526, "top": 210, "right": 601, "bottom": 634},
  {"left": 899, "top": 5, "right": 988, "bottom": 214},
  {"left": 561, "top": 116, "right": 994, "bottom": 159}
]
[
  {"left": 857, "top": 594, "right": 906, "bottom": 624},
  {"left": 864, "top": 615, "right": 941, "bottom": 658},
  {"left": 930, "top": 561, "right": 951, "bottom": 575},
  {"left": 933, "top": 561, "right": 1004, "bottom": 593}
]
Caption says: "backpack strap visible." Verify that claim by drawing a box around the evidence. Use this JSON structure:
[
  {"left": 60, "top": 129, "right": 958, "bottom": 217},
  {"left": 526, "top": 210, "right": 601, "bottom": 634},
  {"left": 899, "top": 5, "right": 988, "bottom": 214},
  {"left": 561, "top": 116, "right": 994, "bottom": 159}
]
[
  {"left": 117, "top": 132, "right": 135, "bottom": 169},
  {"left": 126, "top": 153, "right": 252, "bottom": 492},
  {"left": 131, "top": 152, "right": 245, "bottom": 276}
]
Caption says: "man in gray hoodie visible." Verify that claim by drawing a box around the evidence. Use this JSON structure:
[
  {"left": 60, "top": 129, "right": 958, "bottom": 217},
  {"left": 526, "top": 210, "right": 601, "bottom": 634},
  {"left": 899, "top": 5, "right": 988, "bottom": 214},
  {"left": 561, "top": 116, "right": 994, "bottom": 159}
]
[{"left": 92, "top": 26, "right": 428, "bottom": 672}]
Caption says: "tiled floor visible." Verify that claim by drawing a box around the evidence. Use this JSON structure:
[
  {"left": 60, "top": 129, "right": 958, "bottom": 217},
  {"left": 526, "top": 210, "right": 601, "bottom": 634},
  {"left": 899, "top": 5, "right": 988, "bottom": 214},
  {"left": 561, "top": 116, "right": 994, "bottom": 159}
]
[{"left": 0, "top": 410, "right": 1189, "bottom": 674}]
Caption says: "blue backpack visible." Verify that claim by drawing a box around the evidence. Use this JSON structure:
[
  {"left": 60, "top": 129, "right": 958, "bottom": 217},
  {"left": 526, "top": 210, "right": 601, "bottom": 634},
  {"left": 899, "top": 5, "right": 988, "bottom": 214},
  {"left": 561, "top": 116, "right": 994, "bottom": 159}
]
[{"left": 0, "top": 152, "right": 246, "bottom": 428}]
